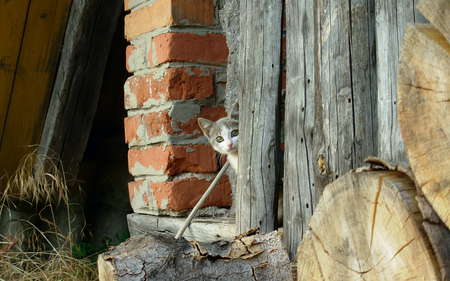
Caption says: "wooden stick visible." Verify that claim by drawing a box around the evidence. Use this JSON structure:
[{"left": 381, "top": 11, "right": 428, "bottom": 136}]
[{"left": 175, "top": 161, "right": 230, "bottom": 240}]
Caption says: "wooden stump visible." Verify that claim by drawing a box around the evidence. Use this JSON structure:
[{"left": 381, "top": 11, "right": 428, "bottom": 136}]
[
  {"left": 398, "top": 1, "right": 450, "bottom": 229},
  {"left": 297, "top": 171, "right": 441, "bottom": 281},
  {"left": 98, "top": 231, "right": 292, "bottom": 281}
]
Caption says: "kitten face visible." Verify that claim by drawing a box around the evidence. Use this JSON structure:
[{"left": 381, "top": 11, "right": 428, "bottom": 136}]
[{"left": 197, "top": 117, "right": 239, "bottom": 155}]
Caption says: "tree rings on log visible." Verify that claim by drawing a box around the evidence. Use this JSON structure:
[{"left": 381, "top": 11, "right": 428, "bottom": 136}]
[{"left": 297, "top": 171, "right": 441, "bottom": 281}]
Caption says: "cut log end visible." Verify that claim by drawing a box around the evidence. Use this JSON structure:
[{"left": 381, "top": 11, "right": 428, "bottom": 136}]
[{"left": 297, "top": 171, "right": 442, "bottom": 281}]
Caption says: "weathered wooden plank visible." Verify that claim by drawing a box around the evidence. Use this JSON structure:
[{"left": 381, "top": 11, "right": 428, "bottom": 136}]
[
  {"left": 127, "top": 213, "right": 236, "bottom": 243},
  {"left": 314, "top": 0, "right": 377, "bottom": 190},
  {"left": 350, "top": 0, "right": 377, "bottom": 165},
  {"left": 0, "top": 0, "right": 30, "bottom": 147},
  {"left": 290, "top": 0, "right": 377, "bottom": 258},
  {"left": 236, "top": 0, "right": 282, "bottom": 233},
  {"left": 375, "top": 0, "right": 427, "bottom": 165},
  {"left": 284, "top": 0, "right": 317, "bottom": 258},
  {"left": 285, "top": 0, "right": 428, "bottom": 258},
  {"left": 0, "top": 0, "right": 72, "bottom": 176},
  {"left": 314, "top": 0, "right": 355, "bottom": 196},
  {"left": 38, "top": 0, "right": 122, "bottom": 177}
]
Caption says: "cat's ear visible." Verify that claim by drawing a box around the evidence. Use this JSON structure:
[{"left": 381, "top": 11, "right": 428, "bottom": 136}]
[
  {"left": 197, "top": 118, "right": 214, "bottom": 137},
  {"left": 229, "top": 103, "right": 239, "bottom": 120}
]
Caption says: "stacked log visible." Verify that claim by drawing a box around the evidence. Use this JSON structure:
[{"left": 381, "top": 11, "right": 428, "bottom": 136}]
[
  {"left": 296, "top": 169, "right": 445, "bottom": 280},
  {"left": 297, "top": 0, "right": 450, "bottom": 280},
  {"left": 98, "top": 230, "right": 292, "bottom": 281}
]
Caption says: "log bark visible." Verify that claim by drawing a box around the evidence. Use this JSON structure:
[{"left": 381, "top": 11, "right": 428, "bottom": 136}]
[
  {"left": 297, "top": 170, "right": 442, "bottom": 280},
  {"left": 416, "top": 192, "right": 450, "bottom": 281},
  {"left": 98, "top": 231, "right": 292, "bottom": 281},
  {"left": 398, "top": 23, "right": 450, "bottom": 229}
]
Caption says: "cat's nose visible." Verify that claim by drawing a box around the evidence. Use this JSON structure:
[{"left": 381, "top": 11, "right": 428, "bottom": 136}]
[{"left": 227, "top": 143, "right": 233, "bottom": 149}]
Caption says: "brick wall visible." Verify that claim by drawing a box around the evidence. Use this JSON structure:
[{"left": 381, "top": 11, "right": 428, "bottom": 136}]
[{"left": 124, "top": 0, "right": 231, "bottom": 216}]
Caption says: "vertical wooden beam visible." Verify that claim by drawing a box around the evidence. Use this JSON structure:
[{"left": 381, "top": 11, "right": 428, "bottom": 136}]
[
  {"left": 284, "top": 0, "right": 317, "bottom": 258},
  {"left": 237, "top": 0, "right": 282, "bottom": 234},
  {"left": 375, "top": 0, "right": 427, "bottom": 164},
  {"left": 284, "top": 0, "right": 377, "bottom": 258},
  {"left": 39, "top": 0, "right": 122, "bottom": 178},
  {"left": 313, "top": 0, "right": 377, "bottom": 191}
]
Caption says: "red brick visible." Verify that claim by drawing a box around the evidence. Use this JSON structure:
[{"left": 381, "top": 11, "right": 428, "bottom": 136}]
[
  {"left": 128, "top": 175, "right": 232, "bottom": 212},
  {"left": 126, "top": 45, "right": 136, "bottom": 72},
  {"left": 126, "top": 44, "right": 148, "bottom": 73},
  {"left": 124, "top": 106, "right": 226, "bottom": 145},
  {"left": 125, "top": 0, "right": 215, "bottom": 40},
  {"left": 150, "top": 33, "right": 228, "bottom": 66},
  {"left": 128, "top": 144, "right": 217, "bottom": 176},
  {"left": 124, "top": 67, "right": 214, "bottom": 109}
]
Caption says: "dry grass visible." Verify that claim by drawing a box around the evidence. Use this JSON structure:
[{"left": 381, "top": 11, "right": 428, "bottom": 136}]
[
  {"left": 1, "top": 147, "right": 69, "bottom": 207},
  {"left": 0, "top": 239, "right": 98, "bottom": 281},
  {"left": 0, "top": 149, "right": 98, "bottom": 281}
]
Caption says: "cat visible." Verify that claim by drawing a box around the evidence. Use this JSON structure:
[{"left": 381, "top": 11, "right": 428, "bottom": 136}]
[
  {"left": 197, "top": 107, "right": 282, "bottom": 226},
  {"left": 197, "top": 115, "right": 239, "bottom": 171}
]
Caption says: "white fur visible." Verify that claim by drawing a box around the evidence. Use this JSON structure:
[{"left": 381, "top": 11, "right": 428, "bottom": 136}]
[
  {"left": 227, "top": 153, "right": 238, "bottom": 171},
  {"left": 215, "top": 127, "right": 238, "bottom": 171}
]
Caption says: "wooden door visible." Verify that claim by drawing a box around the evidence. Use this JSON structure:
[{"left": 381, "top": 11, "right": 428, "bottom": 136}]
[{"left": 0, "top": 0, "right": 72, "bottom": 177}]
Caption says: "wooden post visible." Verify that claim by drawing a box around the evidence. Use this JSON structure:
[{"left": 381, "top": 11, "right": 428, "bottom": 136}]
[
  {"left": 283, "top": 0, "right": 318, "bottom": 258},
  {"left": 236, "top": 0, "right": 282, "bottom": 234},
  {"left": 38, "top": 0, "right": 122, "bottom": 177},
  {"left": 284, "top": 0, "right": 378, "bottom": 258}
]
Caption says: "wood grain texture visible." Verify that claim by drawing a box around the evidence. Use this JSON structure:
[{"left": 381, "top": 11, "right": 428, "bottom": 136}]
[
  {"left": 374, "top": 0, "right": 427, "bottom": 164},
  {"left": 297, "top": 171, "right": 441, "bottom": 281},
  {"left": 127, "top": 213, "right": 236, "bottom": 243},
  {"left": 98, "top": 231, "right": 292, "bottom": 281},
  {"left": 398, "top": 24, "right": 450, "bottom": 229},
  {"left": 416, "top": 193, "right": 450, "bottom": 281},
  {"left": 417, "top": 0, "right": 450, "bottom": 43},
  {"left": 314, "top": 0, "right": 377, "bottom": 186},
  {"left": 38, "top": 0, "right": 122, "bottom": 177},
  {"left": 284, "top": 0, "right": 317, "bottom": 258},
  {"left": 0, "top": 0, "right": 72, "bottom": 176},
  {"left": 291, "top": 0, "right": 378, "bottom": 258},
  {"left": 236, "top": 0, "right": 282, "bottom": 234},
  {"left": 0, "top": 0, "right": 30, "bottom": 146},
  {"left": 284, "top": 0, "right": 380, "bottom": 257}
]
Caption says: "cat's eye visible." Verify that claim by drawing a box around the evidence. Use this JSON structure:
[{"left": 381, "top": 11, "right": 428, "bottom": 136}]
[
  {"left": 216, "top": 136, "right": 224, "bottom": 143},
  {"left": 231, "top": 130, "right": 239, "bottom": 137}
]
